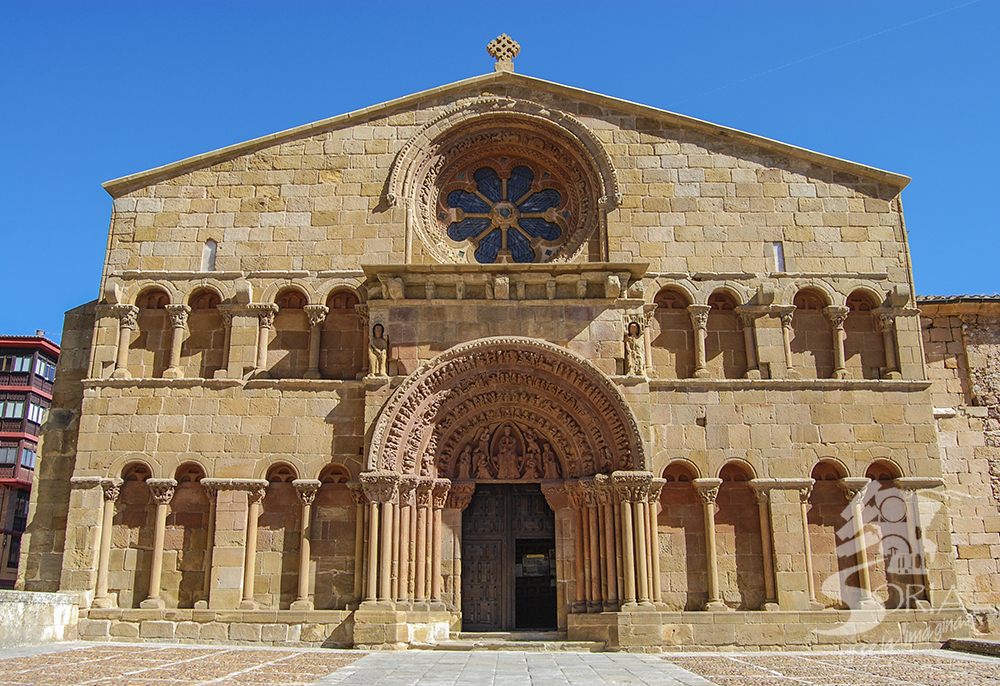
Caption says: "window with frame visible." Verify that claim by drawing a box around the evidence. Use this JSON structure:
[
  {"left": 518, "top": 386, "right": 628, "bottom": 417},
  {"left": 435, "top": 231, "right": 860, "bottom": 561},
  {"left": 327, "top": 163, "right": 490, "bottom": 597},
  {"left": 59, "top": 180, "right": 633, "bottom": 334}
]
[
  {"left": 7, "top": 535, "right": 20, "bottom": 568},
  {"left": 26, "top": 403, "right": 46, "bottom": 425},
  {"left": 0, "top": 355, "right": 31, "bottom": 373},
  {"left": 34, "top": 357, "right": 56, "bottom": 382},
  {"left": 20, "top": 446, "right": 36, "bottom": 470},
  {"left": 0, "top": 445, "right": 17, "bottom": 465},
  {"left": 1, "top": 400, "right": 25, "bottom": 419},
  {"left": 12, "top": 490, "right": 29, "bottom": 532}
]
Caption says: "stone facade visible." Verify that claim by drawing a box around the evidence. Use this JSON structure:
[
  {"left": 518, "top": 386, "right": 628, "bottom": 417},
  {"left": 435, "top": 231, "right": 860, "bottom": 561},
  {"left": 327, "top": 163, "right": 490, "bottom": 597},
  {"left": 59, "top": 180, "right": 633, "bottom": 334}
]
[{"left": 17, "top": 49, "right": 985, "bottom": 650}]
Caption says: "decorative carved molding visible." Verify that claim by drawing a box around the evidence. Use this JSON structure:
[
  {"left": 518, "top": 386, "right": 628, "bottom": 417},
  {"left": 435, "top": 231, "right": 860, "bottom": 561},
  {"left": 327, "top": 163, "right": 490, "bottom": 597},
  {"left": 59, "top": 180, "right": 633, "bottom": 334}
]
[
  {"left": 200, "top": 478, "right": 269, "bottom": 493},
  {"left": 369, "top": 337, "right": 645, "bottom": 479}
]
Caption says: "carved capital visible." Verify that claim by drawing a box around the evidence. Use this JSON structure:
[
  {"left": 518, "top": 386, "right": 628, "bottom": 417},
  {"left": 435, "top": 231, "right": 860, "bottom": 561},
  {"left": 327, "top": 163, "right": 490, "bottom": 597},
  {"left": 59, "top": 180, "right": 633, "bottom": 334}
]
[
  {"left": 431, "top": 478, "right": 451, "bottom": 509},
  {"left": 687, "top": 304, "right": 711, "bottom": 330},
  {"left": 146, "top": 478, "right": 177, "bottom": 505},
  {"left": 647, "top": 477, "right": 666, "bottom": 503},
  {"left": 445, "top": 481, "right": 475, "bottom": 510},
  {"left": 692, "top": 477, "right": 723, "bottom": 504},
  {"left": 839, "top": 477, "right": 871, "bottom": 503},
  {"left": 110, "top": 304, "right": 139, "bottom": 330},
  {"left": 772, "top": 305, "right": 796, "bottom": 329},
  {"left": 347, "top": 482, "right": 366, "bottom": 506},
  {"left": 200, "top": 478, "right": 269, "bottom": 493},
  {"left": 736, "top": 305, "right": 767, "bottom": 329},
  {"left": 360, "top": 470, "right": 399, "bottom": 504},
  {"left": 611, "top": 470, "right": 654, "bottom": 503},
  {"left": 397, "top": 476, "right": 418, "bottom": 507},
  {"left": 165, "top": 304, "right": 191, "bottom": 329},
  {"left": 594, "top": 473, "right": 614, "bottom": 506},
  {"left": 100, "top": 478, "right": 123, "bottom": 503},
  {"left": 249, "top": 303, "right": 279, "bottom": 328},
  {"left": 304, "top": 304, "right": 329, "bottom": 328},
  {"left": 201, "top": 480, "right": 219, "bottom": 501},
  {"left": 247, "top": 485, "right": 267, "bottom": 506},
  {"left": 580, "top": 476, "right": 601, "bottom": 508},
  {"left": 565, "top": 481, "right": 585, "bottom": 509},
  {"left": 415, "top": 477, "right": 434, "bottom": 508},
  {"left": 292, "top": 479, "right": 322, "bottom": 506},
  {"left": 824, "top": 305, "right": 850, "bottom": 330}
]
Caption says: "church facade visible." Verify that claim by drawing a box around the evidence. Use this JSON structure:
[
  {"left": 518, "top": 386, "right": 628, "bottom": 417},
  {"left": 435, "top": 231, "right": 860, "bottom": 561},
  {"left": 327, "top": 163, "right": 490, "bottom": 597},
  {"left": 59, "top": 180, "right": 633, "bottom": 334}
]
[{"left": 20, "top": 40, "right": 986, "bottom": 650}]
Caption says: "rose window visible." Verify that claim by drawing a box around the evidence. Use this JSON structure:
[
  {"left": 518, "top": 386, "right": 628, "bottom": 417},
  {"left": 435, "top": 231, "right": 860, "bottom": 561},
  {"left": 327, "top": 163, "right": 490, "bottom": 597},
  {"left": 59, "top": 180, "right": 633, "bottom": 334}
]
[{"left": 441, "top": 164, "right": 567, "bottom": 264}]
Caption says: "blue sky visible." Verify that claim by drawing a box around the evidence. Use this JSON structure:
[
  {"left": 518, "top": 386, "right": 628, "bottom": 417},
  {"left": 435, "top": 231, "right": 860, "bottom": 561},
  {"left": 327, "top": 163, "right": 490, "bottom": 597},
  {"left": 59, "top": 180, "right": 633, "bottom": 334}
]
[{"left": 1, "top": 1, "right": 997, "bottom": 340}]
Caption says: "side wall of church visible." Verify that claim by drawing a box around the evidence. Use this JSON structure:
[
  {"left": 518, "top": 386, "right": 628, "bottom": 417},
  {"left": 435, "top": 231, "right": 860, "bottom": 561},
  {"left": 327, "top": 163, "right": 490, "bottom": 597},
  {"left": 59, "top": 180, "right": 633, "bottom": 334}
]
[{"left": 921, "top": 301, "right": 1000, "bottom": 630}]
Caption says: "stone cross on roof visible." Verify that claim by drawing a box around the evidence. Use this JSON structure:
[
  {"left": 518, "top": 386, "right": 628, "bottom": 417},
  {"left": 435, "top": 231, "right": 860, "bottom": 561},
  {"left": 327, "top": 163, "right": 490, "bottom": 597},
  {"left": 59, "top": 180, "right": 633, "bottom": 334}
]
[{"left": 487, "top": 34, "right": 520, "bottom": 73}]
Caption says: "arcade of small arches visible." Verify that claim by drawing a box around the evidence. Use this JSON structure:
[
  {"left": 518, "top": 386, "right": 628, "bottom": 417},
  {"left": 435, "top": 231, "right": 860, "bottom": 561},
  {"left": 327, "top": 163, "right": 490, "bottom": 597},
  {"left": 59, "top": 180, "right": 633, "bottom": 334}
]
[
  {"left": 102, "top": 282, "right": 367, "bottom": 381},
  {"left": 87, "top": 452, "right": 938, "bottom": 618},
  {"left": 646, "top": 283, "right": 909, "bottom": 381}
]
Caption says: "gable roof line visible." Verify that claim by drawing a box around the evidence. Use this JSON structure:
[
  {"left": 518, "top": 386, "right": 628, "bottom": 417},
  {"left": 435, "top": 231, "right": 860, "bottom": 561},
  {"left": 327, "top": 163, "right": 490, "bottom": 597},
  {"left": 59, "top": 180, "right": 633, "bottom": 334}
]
[{"left": 102, "top": 71, "right": 910, "bottom": 198}]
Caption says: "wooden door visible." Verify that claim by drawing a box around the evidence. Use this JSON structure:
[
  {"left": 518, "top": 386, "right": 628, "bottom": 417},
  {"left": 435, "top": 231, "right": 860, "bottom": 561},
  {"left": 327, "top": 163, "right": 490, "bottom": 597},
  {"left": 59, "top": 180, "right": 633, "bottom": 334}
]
[{"left": 461, "top": 484, "right": 555, "bottom": 631}]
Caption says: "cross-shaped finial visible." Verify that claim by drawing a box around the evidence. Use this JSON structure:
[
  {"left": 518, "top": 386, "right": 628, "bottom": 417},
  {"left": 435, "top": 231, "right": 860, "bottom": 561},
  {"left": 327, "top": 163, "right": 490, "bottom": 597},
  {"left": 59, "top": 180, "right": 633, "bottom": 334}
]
[{"left": 487, "top": 34, "right": 520, "bottom": 73}]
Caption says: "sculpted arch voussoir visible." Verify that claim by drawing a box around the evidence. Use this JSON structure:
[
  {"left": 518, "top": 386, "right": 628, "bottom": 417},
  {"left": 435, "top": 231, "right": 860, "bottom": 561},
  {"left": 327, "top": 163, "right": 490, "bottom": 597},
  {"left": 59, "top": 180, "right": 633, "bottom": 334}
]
[{"left": 368, "top": 337, "right": 645, "bottom": 479}]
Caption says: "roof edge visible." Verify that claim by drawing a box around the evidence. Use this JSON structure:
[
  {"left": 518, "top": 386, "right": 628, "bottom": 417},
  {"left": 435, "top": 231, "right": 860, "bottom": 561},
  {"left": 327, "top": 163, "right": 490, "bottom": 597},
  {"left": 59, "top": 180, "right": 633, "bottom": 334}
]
[{"left": 102, "top": 71, "right": 910, "bottom": 198}]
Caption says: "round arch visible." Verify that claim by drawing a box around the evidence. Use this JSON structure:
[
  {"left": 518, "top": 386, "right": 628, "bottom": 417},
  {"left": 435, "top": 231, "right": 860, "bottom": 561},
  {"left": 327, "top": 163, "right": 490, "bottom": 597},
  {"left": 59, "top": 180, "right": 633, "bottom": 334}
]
[{"left": 368, "top": 337, "right": 646, "bottom": 480}]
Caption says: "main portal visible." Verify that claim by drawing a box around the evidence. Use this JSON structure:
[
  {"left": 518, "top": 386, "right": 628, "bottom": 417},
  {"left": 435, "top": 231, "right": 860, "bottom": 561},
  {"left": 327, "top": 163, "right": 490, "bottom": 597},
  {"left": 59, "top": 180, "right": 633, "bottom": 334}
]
[{"left": 461, "top": 484, "right": 556, "bottom": 631}]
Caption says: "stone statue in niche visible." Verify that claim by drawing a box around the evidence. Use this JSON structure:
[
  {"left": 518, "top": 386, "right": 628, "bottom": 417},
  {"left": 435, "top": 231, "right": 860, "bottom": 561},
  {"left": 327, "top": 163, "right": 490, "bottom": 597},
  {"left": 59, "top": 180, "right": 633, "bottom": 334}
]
[
  {"left": 369, "top": 323, "right": 390, "bottom": 376},
  {"left": 457, "top": 444, "right": 472, "bottom": 480},
  {"left": 495, "top": 425, "right": 522, "bottom": 479},
  {"left": 542, "top": 443, "right": 560, "bottom": 479},
  {"left": 623, "top": 320, "right": 644, "bottom": 376}
]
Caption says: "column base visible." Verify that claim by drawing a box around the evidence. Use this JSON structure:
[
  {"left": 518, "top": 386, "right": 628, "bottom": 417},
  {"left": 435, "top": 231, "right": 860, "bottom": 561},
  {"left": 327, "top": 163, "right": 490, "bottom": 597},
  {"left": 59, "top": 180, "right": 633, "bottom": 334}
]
[
  {"left": 162, "top": 367, "right": 185, "bottom": 379},
  {"left": 110, "top": 368, "right": 131, "bottom": 379},
  {"left": 832, "top": 369, "right": 848, "bottom": 380},
  {"left": 620, "top": 601, "right": 657, "bottom": 612},
  {"left": 303, "top": 370, "right": 321, "bottom": 380},
  {"left": 856, "top": 597, "right": 884, "bottom": 610},
  {"left": 193, "top": 600, "right": 208, "bottom": 610},
  {"left": 762, "top": 601, "right": 780, "bottom": 612},
  {"left": 884, "top": 370, "right": 902, "bottom": 380},
  {"left": 289, "top": 598, "right": 314, "bottom": 611},
  {"left": 693, "top": 368, "right": 711, "bottom": 379},
  {"left": 251, "top": 369, "right": 271, "bottom": 380},
  {"left": 239, "top": 599, "right": 260, "bottom": 610},
  {"left": 744, "top": 368, "right": 762, "bottom": 380},
  {"left": 91, "top": 596, "right": 117, "bottom": 609},
  {"left": 785, "top": 369, "right": 801, "bottom": 379},
  {"left": 212, "top": 369, "right": 229, "bottom": 380},
  {"left": 139, "top": 597, "right": 165, "bottom": 610},
  {"left": 704, "top": 599, "right": 731, "bottom": 612}
]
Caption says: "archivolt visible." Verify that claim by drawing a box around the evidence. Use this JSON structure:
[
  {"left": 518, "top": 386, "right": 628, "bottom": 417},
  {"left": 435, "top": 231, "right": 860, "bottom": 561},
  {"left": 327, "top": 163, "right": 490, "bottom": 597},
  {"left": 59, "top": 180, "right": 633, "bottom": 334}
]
[{"left": 368, "top": 337, "right": 645, "bottom": 479}]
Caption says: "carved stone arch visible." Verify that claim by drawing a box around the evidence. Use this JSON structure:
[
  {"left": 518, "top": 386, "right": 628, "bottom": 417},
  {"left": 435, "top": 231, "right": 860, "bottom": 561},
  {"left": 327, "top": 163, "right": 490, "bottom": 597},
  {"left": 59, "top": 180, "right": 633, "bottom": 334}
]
[
  {"left": 386, "top": 96, "right": 619, "bottom": 265},
  {"left": 841, "top": 282, "right": 888, "bottom": 309},
  {"left": 259, "top": 278, "right": 318, "bottom": 306},
  {"left": 110, "top": 453, "right": 157, "bottom": 480},
  {"left": 254, "top": 457, "right": 306, "bottom": 481},
  {"left": 126, "top": 280, "right": 181, "bottom": 307},
  {"left": 368, "top": 337, "right": 645, "bottom": 479},
  {"left": 316, "top": 279, "right": 366, "bottom": 305},
  {"left": 181, "top": 278, "right": 231, "bottom": 306},
  {"left": 648, "top": 278, "right": 696, "bottom": 306},
  {"left": 780, "top": 279, "right": 840, "bottom": 308}
]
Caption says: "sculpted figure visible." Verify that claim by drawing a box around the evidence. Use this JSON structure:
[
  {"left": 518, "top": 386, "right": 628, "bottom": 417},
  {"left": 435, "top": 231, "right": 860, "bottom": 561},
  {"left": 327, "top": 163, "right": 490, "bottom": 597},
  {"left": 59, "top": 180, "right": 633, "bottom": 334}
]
[
  {"left": 496, "top": 426, "right": 522, "bottom": 479},
  {"left": 369, "top": 323, "right": 389, "bottom": 376},
  {"left": 457, "top": 444, "right": 472, "bottom": 480},
  {"left": 542, "top": 443, "right": 560, "bottom": 479},
  {"left": 474, "top": 429, "right": 493, "bottom": 479},
  {"left": 623, "top": 320, "right": 645, "bottom": 376},
  {"left": 522, "top": 451, "right": 539, "bottom": 479}
]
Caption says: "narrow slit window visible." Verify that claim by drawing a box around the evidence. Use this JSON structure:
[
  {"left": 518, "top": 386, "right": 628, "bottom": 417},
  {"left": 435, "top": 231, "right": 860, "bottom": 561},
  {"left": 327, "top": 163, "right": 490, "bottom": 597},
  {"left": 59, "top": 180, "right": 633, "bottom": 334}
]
[
  {"left": 768, "top": 242, "right": 786, "bottom": 272},
  {"left": 201, "top": 239, "right": 218, "bottom": 271}
]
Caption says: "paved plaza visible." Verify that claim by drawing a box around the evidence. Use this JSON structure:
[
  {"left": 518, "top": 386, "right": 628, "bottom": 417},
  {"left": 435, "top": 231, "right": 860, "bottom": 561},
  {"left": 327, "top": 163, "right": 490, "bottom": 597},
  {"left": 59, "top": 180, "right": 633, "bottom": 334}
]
[{"left": 0, "top": 643, "right": 998, "bottom": 685}]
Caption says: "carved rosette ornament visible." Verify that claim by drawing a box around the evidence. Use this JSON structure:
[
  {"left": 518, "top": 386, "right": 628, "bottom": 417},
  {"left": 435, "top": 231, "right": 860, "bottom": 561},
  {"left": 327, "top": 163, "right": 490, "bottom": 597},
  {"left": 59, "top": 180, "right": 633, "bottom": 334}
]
[
  {"left": 146, "top": 478, "right": 177, "bottom": 505},
  {"left": 369, "top": 337, "right": 645, "bottom": 480}
]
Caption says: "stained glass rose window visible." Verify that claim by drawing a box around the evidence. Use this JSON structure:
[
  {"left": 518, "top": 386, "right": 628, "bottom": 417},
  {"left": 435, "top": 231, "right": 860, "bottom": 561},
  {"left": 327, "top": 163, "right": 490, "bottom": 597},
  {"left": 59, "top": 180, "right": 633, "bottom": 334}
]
[{"left": 438, "top": 161, "right": 569, "bottom": 264}]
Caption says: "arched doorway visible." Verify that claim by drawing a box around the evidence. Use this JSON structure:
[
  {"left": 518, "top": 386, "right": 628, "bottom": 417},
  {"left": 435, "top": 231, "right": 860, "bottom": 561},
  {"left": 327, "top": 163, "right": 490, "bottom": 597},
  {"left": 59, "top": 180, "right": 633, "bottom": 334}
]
[{"left": 364, "top": 337, "right": 647, "bottom": 633}]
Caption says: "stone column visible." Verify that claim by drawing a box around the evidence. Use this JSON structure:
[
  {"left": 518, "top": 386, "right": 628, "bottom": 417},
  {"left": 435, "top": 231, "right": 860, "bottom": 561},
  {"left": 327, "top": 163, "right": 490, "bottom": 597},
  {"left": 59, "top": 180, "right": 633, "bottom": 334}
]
[
  {"left": 303, "top": 305, "right": 329, "bottom": 379},
  {"left": 759, "top": 478, "right": 818, "bottom": 611},
  {"left": 250, "top": 304, "right": 278, "bottom": 378},
  {"left": 895, "top": 477, "right": 946, "bottom": 608},
  {"left": 597, "top": 476, "right": 619, "bottom": 610},
  {"left": 611, "top": 471, "right": 654, "bottom": 608},
  {"left": 776, "top": 306, "right": 799, "bottom": 378},
  {"left": 396, "top": 477, "right": 417, "bottom": 603},
  {"left": 93, "top": 478, "right": 122, "bottom": 608},
  {"left": 290, "top": 479, "right": 320, "bottom": 610},
  {"left": 195, "top": 481, "right": 219, "bottom": 609},
  {"left": 693, "top": 478, "right": 726, "bottom": 611},
  {"left": 110, "top": 305, "right": 138, "bottom": 379},
  {"left": 797, "top": 483, "right": 824, "bottom": 610},
  {"left": 874, "top": 307, "right": 902, "bottom": 379},
  {"left": 216, "top": 307, "right": 234, "bottom": 378},
  {"left": 688, "top": 305, "right": 711, "bottom": 378},
  {"left": 566, "top": 482, "right": 587, "bottom": 613},
  {"left": 839, "top": 477, "right": 881, "bottom": 608},
  {"left": 414, "top": 479, "right": 433, "bottom": 603},
  {"left": 360, "top": 471, "right": 398, "bottom": 606},
  {"left": 240, "top": 483, "right": 267, "bottom": 610},
  {"left": 825, "top": 305, "right": 850, "bottom": 380},
  {"left": 748, "top": 480, "right": 777, "bottom": 609},
  {"left": 647, "top": 478, "right": 665, "bottom": 605},
  {"left": 642, "top": 303, "right": 657, "bottom": 377},
  {"left": 162, "top": 304, "right": 191, "bottom": 379},
  {"left": 347, "top": 483, "right": 367, "bottom": 604},
  {"left": 431, "top": 479, "right": 451, "bottom": 603},
  {"left": 580, "top": 477, "right": 602, "bottom": 611},
  {"left": 736, "top": 306, "right": 764, "bottom": 379},
  {"left": 140, "top": 478, "right": 177, "bottom": 609}
]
